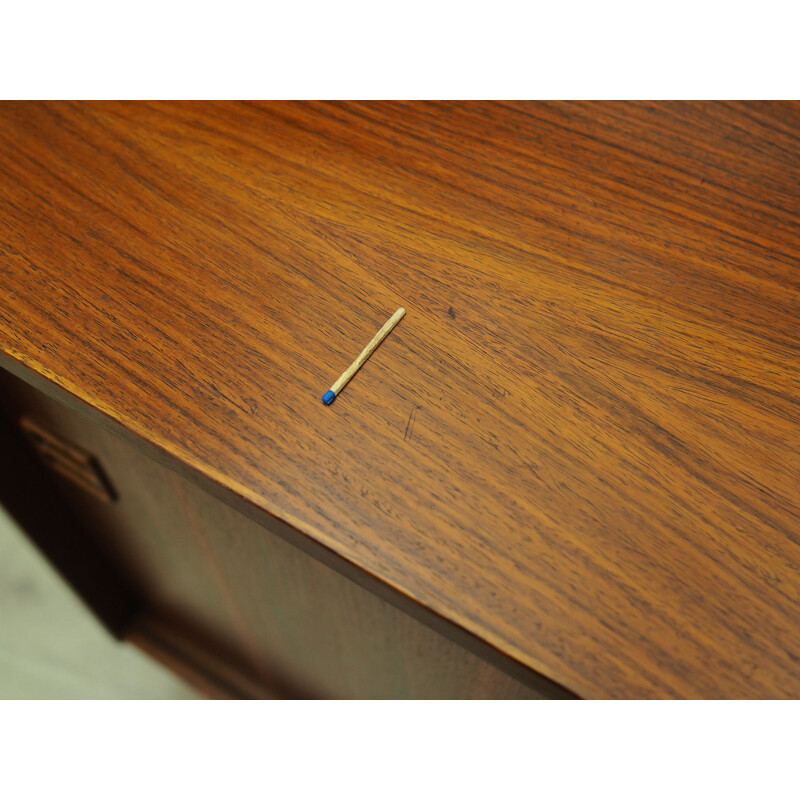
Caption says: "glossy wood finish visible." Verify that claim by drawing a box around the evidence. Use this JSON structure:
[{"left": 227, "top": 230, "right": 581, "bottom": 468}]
[
  {"left": 1, "top": 370, "right": 555, "bottom": 698},
  {"left": 1, "top": 102, "right": 799, "bottom": 698}
]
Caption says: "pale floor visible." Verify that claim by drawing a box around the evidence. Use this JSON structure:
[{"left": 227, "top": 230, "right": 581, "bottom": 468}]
[{"left": 0, "top": 506, "right": 199, "bottom": 699}]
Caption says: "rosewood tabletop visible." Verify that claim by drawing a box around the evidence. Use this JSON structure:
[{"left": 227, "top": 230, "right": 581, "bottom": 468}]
[{"left": 1, "top": 101, "right": 799, "bottom": 698}]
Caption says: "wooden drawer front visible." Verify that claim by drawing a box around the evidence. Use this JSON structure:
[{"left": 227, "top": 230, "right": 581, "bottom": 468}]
[{"left": 19, "top": 417, "right": 116, "bottom": 503}]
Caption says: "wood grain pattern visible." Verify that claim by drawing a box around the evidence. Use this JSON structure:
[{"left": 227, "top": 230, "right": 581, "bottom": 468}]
[
  {"left": 2, "top": 370, "right": 556, "bottom": 698},
  {"left": 1, "top": 102, "right": 799, "bottom": 698},
  {"left": 0, "top": 369, "right": 272, "bottom": 690}
]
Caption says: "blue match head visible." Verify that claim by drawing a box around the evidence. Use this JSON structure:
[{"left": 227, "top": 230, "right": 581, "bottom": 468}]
[{"left": 322, "top": 390, "right": 336, "bottom": 405}]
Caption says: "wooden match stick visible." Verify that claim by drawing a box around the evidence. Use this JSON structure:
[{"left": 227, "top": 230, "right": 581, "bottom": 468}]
[{"left": 322, "top": 307, "right": 406, "bottom": 405}]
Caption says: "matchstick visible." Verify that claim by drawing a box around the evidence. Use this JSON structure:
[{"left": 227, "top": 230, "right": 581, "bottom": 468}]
[{"left": 322, "top": 307, "right": 406, "bottom": 405}]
